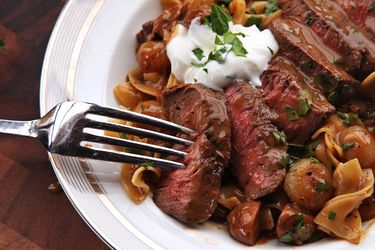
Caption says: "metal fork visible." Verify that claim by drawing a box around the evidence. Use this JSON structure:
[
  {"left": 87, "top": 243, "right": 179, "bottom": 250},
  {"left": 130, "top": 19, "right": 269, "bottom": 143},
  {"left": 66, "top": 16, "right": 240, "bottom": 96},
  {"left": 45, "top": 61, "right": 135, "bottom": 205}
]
[{"left": 0, "top": 101, "right": 194, "bottom": 168}]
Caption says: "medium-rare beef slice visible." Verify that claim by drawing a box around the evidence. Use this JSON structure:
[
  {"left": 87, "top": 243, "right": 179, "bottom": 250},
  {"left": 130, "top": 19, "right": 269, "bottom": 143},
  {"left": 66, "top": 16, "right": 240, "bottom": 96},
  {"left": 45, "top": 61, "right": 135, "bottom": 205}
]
[
  {"left": 153, "top": 83, "right": 231, "bottom": 224},
  {"left": 280, "top": 0, "right": 375, "bottom": 80},
  {"left": 270, "top": 18, "right": 359, "bottom": 101},
  {"left": 333, "top": 0, "right": 375, "bottom": 42},
  {"left": 261, "top": 57, "right": 335, "bottom": 143},
  {"left": 153, "top": 135, "right": 223, "bottom": 224},
  {"left": 225, "top": 81, "right": 287, "bottom": 199}
]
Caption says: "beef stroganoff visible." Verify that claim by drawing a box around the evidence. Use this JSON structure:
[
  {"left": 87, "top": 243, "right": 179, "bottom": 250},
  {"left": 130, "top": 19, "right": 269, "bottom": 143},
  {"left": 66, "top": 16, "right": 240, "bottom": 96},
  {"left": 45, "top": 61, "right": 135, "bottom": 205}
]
[{"left": 110, "top": 0, "right": 375, "bottom": 246}]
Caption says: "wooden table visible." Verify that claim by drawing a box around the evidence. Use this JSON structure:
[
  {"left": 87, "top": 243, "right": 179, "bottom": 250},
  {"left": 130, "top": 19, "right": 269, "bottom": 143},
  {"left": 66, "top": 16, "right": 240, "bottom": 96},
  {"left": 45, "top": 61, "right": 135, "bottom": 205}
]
[{"left": 0, "top": 1, "right": 108, "bottom": 249}]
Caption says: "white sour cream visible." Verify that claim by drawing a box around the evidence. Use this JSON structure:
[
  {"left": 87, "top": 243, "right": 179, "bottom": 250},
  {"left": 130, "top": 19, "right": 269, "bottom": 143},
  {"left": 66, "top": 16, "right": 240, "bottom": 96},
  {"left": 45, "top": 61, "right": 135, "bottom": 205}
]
[{"left": 167, "top": 19, "right": 279, "bottom": 90}]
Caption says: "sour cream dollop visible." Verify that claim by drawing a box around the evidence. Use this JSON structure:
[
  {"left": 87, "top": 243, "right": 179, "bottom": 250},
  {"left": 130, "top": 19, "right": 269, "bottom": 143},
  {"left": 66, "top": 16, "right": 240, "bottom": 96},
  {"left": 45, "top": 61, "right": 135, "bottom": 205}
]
[{"left": 167, "top": 19, "right": 279, "bottom": 90}]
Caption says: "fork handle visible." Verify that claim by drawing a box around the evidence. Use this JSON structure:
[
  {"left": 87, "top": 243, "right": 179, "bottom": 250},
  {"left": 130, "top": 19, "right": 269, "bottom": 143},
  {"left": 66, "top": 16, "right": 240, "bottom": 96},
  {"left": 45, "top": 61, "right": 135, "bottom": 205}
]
[{"left": 0, "top": 119, "right": 39, "bottom": 138}]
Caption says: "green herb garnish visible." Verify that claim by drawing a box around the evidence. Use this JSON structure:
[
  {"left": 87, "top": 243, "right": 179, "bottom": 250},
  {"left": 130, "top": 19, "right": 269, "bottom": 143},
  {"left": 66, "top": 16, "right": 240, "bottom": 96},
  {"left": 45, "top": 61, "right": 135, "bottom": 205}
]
[
  {"left": 369, "top": 1, "right": 375, "bottom": 13},
  {"left": 328, "top": 211, "right": 336, "bottom": 220},
  {"left": 215, "top": 35, "right": 224, "bottom": 45},
  {"left": 297, "top": 98, "right": 311, "bottom": 116},
  {"left": 305, "top": 12, "right": 315, "bottom": 25},
  {"left": 342, "top": 142, "right": 355, "bottom": 152},
  {"left": 272, "top": 130, "right": 287, "bottom": 144},
  {"left": 119, "top": 133, "right": 127, "bottom": 139},
  {"left": 210, "top": 4, "right": 232, "bottom": 35},
  {"left": 294, "top": 215, "right": 304, "bottom": 234},
  {"left": 192, "top": 48, "right": 205, "bottom": 61},
  {"left": 279, "top": 231, "right": 293, "bottom": 243},
  {"left": 267, "top": 46, "right": 274, "bottom": 55},
  {"left": 265, "top": 0, "right": 280, "bottom": 16},
  {"left": 310, "top": 156, "right": 319, "bottom": 163},
  {"left": 139, "top": 162, "right": 155, "bottom": 169},
  {"left": 285, "top": 105, "right": 300, "bottom": 121},
  {"left": 191, "top": 61, "right": 207, "bottom": 68},
  {"left": 279, "top": 154, "right": 290, "bottom": 168},
  {"left": 247, "top": 16, "right": 262, "bottom": 27},
  {"left": 337, "top": 112, "right": 352, "bottom": 126},
  {"left": 315, "top": 180, "right": 330, "bottom": 192},
  {"left": 231, "top": 36, "right": 248, "bottom": 57},
  {"left": 203, "top": 68, "right": 208, "bottom": 73}
]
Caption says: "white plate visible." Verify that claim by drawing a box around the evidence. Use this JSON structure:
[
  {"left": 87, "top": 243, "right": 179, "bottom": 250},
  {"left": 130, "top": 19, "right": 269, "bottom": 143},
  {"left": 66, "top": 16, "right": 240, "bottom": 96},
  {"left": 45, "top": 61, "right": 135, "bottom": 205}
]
[{"left": 40, "top": 1, "right": 374, "bottom": 249}]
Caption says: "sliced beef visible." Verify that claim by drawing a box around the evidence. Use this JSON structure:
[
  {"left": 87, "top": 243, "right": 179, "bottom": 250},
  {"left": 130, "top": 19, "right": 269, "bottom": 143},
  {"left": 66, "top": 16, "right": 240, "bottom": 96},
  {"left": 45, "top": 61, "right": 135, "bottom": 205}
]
[
  {"left": 225, "top": 81, "right": 287, "bottom": 199},
  {"left": 280, "top": 0, "right": 375, "bottom": 80},
  {"left": 183, "top": 0, "right": 213, "bottom": 26},
  {"left": 261, "top": 57, "right": 335, "bottom": 143},
  {"left": 333, "top": 0, "right": 375, "bottom": 42},
  {"left": 270, "top": 18, "right": 359, "bottom": 100},
  {"left": 153, "top": 83, "right": 231, "bottom": 224}
]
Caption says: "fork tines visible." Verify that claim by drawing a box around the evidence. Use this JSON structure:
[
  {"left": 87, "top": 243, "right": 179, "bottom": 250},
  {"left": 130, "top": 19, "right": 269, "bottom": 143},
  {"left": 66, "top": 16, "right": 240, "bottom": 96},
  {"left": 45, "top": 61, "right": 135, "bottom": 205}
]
[{"left": 80, "top": 103, "right": 194, "bottom": 169}]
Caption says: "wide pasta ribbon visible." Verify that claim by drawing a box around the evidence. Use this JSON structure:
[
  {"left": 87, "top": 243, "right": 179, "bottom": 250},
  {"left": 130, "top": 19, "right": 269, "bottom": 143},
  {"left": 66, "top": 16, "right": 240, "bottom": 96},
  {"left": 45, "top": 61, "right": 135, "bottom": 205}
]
[{"left": 314, "top": 159, "right": 374, "bottom": 244}]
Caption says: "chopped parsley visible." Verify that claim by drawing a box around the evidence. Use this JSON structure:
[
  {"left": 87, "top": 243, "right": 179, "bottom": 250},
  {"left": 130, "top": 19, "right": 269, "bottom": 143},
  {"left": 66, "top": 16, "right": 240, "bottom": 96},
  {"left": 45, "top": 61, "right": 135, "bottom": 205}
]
[
  {"left": 139, "top": 162, "right": 155, "bottom": 169},
  {"left": 285, "top": 105, "right": 300, "bottom": 121},
  {"left": 119, "top": 133, "right": 127, "bottom": 139},
  {"left": 192, "top": 48, "right": 205, "bottom": 61},
  {"left": 247, "top": 16, "right": 262, "bottom": 27},
  {"left": 279, "top": 154, "right": 290, "bottom": 168},
  {"left": 203, "top": 68, "right": 208, "bottom": 73},
  {"left": 370, "top": 1, "right": 375, "bottom": 13},
  {"left": 267, "top": 46, "right": 274, "bottom": 55},
  {"left": 215, "top": 35, "right": 224, "bottom": 45},
  {"left": 310, "top": 156, "right": 320, "bottom": 163},
  {"left": 209, "top": 4, "right": 232, "bottom": 35},
  {"left": 328, "top": 211, "right": 336, "bottom": 220},
  {"left": 337, "top": 112, "right": 359, "bottom": 126},
  {"left": 342, "top": 142, "right": 355, "bottom": 152},
  {"left": 297, "top": 98, "right": 311, "bottom": 116},
  {"left": 315, "top": 180, "right": 330, "bottom": 192},
  {"left": 279, "top": 231, "right": 293, "bottom": 243},
  {"left": 231, "top": 36, "right": 248, "bottom": 56},
  {"left": 305, "top": 12, "right": 315, "bottom": 25},
  {"left": 294, "top": 215, "right": 304, "bottom": 234},
  {"left": 191, "top": 61, "right": 207, "bottom": 68},
  {"left": 272, "top": 130, "right": 287, "bottom": 144},
  {"left": 265, "top": 0, "right": 280, "bottom": 16}
]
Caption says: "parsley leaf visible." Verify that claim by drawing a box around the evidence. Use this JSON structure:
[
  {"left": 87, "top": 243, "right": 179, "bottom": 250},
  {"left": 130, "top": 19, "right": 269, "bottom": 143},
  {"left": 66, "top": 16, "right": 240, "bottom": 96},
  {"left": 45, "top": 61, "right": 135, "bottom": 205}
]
[
  {"left": 191, "top": 61, "right": 207, "bottom": 68},
  {"left": 342, "top": 142, "right": 355, "bottom": 152},
  {"left": 279, "top": 231, "right": 293, "bottom": 243},
  {"left": 310, "top": 156, "right": 319, "bottom": 163},
  {"left": 305, "top": 12, "right": 315, "bottom": 25},
  {"left": 272, "top": 130, "right": 286, "bottom": 144},
  {"left": 210, "top": 4, "right": 232, "bottom": 35},
  {"left": 369, "top": 1, "right": 375, "bottom": 13},
  {"left": 279, "top": 154, "right": 290, "bottom": 168},
  {"left": 285, "top": 105, "right": 300, "bottom": 121},
  {"left": 247, "top": 16, "right": 262, "bottom": 27},
  {"left": 140, "top": 162, "right": 155, "bottom": 168},
  {"left": 294, "top": 215, "right": 304, "bottom": 235},
  {"left": 231, "top": 37, "right": 248, "bottom": 57},
  {"left": 119, "top": 133, "right": 127, "bottom": 139},
  {"left": 215, "top": 35, "right": 224, "bottom": 45},
  {"left": 192, "top": 48, "right": 205, "bottom": 61},
  {"left": 223, "top": 31, "right": 236, "bottom": 44},
  {"left": 337, "top": 112, "right": 352, "bottom": 126},
  {"left": 315, "top": 180, "right": 330, "bottom": 192},
  {"left": 328, "top": 211, "right": 336, "bottom": 220},
  {"left": 267, "top": 46, "right": 274, "bottom": 55},
  {"left": 297, "top": 98, "right": 311, "bottom": 116},
  {"left": 264, "top": 0, "right": 280, "bottom": 16}
]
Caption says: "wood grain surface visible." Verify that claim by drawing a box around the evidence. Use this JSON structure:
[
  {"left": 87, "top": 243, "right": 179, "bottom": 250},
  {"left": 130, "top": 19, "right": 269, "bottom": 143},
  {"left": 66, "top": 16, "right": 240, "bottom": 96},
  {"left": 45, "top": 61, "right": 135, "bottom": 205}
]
[{"left": 0, "top": 1, "right": 108, "bottom": 249}]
